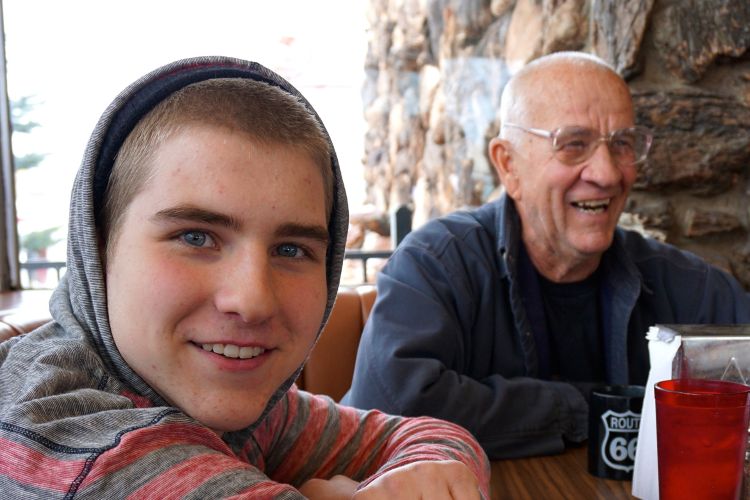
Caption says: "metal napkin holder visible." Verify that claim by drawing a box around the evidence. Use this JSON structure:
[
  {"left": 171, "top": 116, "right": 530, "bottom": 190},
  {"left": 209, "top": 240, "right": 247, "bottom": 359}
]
[{"left": 654, "top": 324, "right": 750, "bottom": 383}]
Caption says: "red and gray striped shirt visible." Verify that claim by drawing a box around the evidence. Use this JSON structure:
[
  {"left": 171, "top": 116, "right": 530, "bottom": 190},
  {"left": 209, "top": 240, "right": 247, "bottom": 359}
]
[{"left": 1, "top": 378, "right": 489, "bottom": 499}]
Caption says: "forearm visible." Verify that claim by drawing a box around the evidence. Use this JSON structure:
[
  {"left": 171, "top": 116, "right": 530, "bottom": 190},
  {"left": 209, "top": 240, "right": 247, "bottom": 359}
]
[
  {"left": 349, "top": 359, "right": 588, "bottom": 460},
  {"left": 266, "top": 390, "right": 490, "bottom": 498},
  {"left": 349, "top": 410, "right": 491, "bottom": 498}
]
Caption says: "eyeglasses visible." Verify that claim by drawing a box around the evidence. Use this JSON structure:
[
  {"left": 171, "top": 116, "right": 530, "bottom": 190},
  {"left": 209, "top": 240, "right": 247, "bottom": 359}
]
[{"left": 501, "top": 123, "right": 653, "bottom": 167}]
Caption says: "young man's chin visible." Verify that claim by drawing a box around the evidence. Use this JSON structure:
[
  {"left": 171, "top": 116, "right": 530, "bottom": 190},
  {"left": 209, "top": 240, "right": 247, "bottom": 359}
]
[{"left": 195, "top": 409, "right": 265, "bottom": 435}]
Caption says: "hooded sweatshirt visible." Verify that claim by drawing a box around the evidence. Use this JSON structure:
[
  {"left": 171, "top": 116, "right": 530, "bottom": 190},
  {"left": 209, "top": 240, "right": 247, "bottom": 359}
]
[{"left": 0, "top": 56, "right": 489, "bottom": 499}]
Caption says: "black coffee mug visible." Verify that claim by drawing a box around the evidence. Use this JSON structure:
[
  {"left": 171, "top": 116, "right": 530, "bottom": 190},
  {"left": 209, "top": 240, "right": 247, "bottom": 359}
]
[{"left": 587, "top": 385, "right": 645, "bottom": 480}]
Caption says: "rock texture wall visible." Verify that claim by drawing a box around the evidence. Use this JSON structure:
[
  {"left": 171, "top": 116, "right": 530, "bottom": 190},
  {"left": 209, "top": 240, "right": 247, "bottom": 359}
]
[{"left": 360, "top": 0, "right": 750, "bottom": 289}]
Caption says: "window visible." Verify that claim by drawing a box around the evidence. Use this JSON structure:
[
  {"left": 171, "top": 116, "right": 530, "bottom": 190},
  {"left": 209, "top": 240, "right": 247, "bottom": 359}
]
[{"left": 0, "top": 0, "right": 367, "bottom": 289}]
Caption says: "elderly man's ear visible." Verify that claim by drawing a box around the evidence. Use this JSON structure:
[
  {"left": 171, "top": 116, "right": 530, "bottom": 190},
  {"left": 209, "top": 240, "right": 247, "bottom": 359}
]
[{"left": 489, "top": 137, "right": 521, "bottom": 200}]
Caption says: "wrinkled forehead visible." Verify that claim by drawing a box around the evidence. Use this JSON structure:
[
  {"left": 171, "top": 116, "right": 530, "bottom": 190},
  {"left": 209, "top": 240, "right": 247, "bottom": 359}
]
[{"left": 515, "top": 64, "right": 635, "bottom": 128}]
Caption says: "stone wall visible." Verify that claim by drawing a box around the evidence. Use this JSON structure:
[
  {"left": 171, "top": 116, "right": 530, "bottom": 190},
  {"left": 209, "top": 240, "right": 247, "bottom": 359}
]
[{"left": 359, "top": 0, "right": 750, "bottom": 289}]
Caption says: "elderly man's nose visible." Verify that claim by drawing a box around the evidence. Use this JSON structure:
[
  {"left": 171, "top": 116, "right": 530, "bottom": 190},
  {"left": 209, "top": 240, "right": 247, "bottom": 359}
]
[{"left": 581, "top": 140, "right": 622, "bottom": 185}]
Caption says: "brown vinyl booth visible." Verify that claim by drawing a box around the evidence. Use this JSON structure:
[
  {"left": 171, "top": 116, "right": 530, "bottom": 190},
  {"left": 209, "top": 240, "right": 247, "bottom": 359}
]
[
  {"left": 0, "top": 290, "right": 54, "bottom": 342},
  {"left": 0, "top": 287, "right": 375, "bottom": 403},
  {"left": 297, "top": 285, "right": 377, "bottom": 401}
]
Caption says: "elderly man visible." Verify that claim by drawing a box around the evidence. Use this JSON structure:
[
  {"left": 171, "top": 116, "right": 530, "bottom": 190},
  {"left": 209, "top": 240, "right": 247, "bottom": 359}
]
[{"left": 343, "top": 51, "right": 750, "bottom": 460}]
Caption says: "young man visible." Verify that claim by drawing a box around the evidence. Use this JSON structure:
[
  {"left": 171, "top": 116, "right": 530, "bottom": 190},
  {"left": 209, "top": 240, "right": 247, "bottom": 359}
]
[
  {"left": 0, "top": 56, "right": 489, "bottom": 498},
  {"left": 343, "top": 51, "right": 750, "bottom": 460}
]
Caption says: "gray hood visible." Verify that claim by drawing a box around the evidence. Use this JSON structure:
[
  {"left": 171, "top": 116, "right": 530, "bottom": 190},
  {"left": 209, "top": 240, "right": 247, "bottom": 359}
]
[{"left": 51, "top": 56, "right": 348, "bottom": 420}]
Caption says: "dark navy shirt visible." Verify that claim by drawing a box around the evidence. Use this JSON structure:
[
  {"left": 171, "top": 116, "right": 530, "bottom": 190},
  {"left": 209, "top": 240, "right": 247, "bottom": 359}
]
[{"left": 538, "top": 270, "right": 606, "bottom": 383}]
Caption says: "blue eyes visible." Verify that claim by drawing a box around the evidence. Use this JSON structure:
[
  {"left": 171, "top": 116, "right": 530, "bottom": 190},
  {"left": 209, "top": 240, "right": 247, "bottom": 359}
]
[
  {"left": 181, "top": 231, "right": 211, "bottom": 247},
  {"left": 178, "top": 231, "right": 307, "bottom": 259},
  {"left": 276, "top": 243, "right": 305, "bottom": 258}
]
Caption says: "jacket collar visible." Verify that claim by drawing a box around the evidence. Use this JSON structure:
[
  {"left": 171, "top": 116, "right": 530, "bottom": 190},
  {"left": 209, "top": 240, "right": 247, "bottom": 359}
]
[{"left": 494, "top": 192, "right": 519, "bottom": 280}]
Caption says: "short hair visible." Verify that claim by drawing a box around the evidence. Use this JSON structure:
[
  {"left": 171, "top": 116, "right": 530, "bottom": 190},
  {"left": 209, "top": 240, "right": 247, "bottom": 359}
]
[
  {"left": 499, "top": 51, "right": 624, "bottom": 127},
  {"left": 100, "top": 78, "right": 333, "bottom": 260}
]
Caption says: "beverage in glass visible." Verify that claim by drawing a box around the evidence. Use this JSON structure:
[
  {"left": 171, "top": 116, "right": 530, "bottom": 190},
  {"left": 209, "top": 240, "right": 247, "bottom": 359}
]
[{"left": 655, "top": 378, "right": 750, "bottom": 500}]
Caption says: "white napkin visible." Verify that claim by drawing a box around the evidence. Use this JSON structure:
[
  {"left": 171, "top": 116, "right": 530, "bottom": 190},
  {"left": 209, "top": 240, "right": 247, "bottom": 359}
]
[{"left": 631, "top": 327, "right": 682, "bottom": 500}]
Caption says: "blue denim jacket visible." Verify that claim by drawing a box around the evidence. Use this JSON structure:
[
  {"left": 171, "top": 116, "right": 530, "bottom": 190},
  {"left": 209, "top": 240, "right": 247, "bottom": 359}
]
[{"left": 343, "top": 194, "right": 750, "bottom": 459}]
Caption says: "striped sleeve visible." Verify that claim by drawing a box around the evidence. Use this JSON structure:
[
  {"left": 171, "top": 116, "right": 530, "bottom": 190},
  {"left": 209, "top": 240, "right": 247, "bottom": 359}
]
[
  {"left": 253, "top": 385, "right": 491, "bottom": 498},
  {"left": 2, "top": 386, "right": 488, "bottom": 499},
  {"left": 0, "top": 413, "right": 305, "bottom": 499}
]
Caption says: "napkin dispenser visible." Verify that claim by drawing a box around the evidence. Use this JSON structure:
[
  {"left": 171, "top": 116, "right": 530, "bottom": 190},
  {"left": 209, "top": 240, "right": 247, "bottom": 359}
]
[{"left": 631, "top": 324, "right": 750, "bottom": 500}]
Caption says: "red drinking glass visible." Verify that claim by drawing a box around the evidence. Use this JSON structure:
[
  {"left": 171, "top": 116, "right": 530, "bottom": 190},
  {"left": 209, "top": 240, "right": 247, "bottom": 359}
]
[{"left": 655, "top": 379, "right": 750, "bottom": 500}]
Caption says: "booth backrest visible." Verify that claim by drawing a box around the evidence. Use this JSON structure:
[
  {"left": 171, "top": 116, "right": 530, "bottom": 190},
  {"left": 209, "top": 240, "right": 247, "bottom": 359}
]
[
  {"left": 0, "top": 287, "right": 373, "bottom": 403},
  {"left": 298, "top": 285, "right": 376, "bottom": 401},
  {"left": 0, "top": 290, "right": 54, "bottom": 343}
]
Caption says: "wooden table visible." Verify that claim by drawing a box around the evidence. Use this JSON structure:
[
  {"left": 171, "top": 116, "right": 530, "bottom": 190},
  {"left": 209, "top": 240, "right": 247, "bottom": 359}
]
[{"left": 490, "top": 444, "right": 635, "bottom": 499}]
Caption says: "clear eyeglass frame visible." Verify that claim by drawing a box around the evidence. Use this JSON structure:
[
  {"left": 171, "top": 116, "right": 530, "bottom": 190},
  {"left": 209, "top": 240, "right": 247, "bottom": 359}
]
[{"left": 501, "top": 122, "right": 653, "bottom": 167}]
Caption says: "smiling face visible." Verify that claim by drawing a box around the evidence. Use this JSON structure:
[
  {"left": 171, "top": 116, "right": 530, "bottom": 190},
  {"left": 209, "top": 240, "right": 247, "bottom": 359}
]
[
  {"left": 490, "top": 59, "right": 636, "bottom": 282},
  {"left": 105, "top": 124, "right": 329, "bottom": 432}
]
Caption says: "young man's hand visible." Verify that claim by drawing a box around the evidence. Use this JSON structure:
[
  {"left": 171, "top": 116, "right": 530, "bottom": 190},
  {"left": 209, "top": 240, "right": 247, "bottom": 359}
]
[
  {"left": 299, "top": 475, "right": 359, "bottom": 499},
  {"left": 358, "top": 460, "right": 481, "bottom": 499},
  {"left": 300, "top": 460, "right": 482, "bottom": 499}
]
